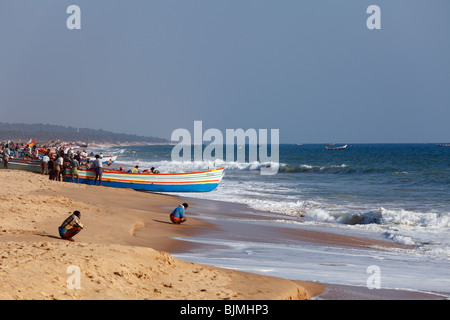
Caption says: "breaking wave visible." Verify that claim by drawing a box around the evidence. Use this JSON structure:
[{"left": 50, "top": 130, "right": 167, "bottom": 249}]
[{"left": 114, "top": 157, "right": 355, "bottom": 175}]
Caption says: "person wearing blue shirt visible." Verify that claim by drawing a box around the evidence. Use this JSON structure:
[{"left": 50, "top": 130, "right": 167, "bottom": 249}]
[{"left": 170, "top": 203, "right": 188, "bottom": 224}]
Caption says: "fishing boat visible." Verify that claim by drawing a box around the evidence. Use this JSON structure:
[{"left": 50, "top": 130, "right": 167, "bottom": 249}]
[
  {"left": 26, "top": 138, "right": 37, "bottom": 147},
  {"left": 63, "top": 167, "right": 225, "bottom": 192},
  {"left": 325, "top": 144, "right": 347, "bottom": 150},
  {"left": 0, "top": 156, "right": 42, "bottom": 173}
]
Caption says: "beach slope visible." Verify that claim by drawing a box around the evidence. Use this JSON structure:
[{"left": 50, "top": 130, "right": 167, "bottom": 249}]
[{"left": 0, "top": 170, "right": 323, "bottom": 300}]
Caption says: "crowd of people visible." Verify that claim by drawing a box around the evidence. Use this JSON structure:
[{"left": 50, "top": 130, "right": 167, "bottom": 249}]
[
  {"left": 1, "top": 141, "right": 160, "bottom": 185},
  {"left": 0, "top": 141, "right": 104, "bottom": 184},
  {"left": 0, "top": 141, "right": 40, "bottom": 159},
  {"left": 1, "top": 141, "right": 39, "bottom": 169},
  {"left": 43, "top": 148, "right": 84, "bottom": 183},
  {"left": 1, "top": 140, "right": 185, "bottom": 243}
]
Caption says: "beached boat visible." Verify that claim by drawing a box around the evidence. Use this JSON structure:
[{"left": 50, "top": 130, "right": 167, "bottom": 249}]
[
  {"left": 86, "top": 155, "right": 118, "bottom": 164},
  {"left": 325, "top": 144, "right": 347, "bottom": 150},
  {"left": 63, "top": 167, "right": 225, "bottom": 192},
  {"left": 0, "top": 156, "right": 42, "bottom": 173}
]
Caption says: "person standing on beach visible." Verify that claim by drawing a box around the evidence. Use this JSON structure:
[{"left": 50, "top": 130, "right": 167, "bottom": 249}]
[
  {"left": 55, "top": 154, "right": 63, "bottom": 181},
  {"left": 2, "top": 144, "right": 10, "bottom": 169},
  {"left": 69, "top": 156, "right": 80, "bottom": 183},
  {"left": 170, "top": 203, "right": 188, "bottom": 224},
  {"left": 48, "top": 156, "right": 56, "bottom": 180},
  {"left": 41, "top": 153, "right": 50, "bottom": 175},
  {"left": 93, "top": 154, "right": 103, "bottom": 186},
  {"left": 58, "top": 211, "right": 84, "bottom": 242}
]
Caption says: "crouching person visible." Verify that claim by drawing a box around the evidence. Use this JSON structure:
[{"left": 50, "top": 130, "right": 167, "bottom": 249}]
[
  {"left": 170, "top": 203, "right": 188, "bottom": 224},
  {"left": 59, "top": 210, "right": 84, "bottom": 242}
]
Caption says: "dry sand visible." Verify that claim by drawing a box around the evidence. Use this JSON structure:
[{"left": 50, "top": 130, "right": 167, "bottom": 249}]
[{"left": 0, "top": 170, "right": 324, "bottom": 300}]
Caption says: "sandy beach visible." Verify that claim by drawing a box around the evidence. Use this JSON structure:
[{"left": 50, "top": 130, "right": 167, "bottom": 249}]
[
  {"left": 0, "top": 170, "right": 324, "bottom": 300},
  {"left": 1, "top": 169, "right": 446, "bottom": 301}
]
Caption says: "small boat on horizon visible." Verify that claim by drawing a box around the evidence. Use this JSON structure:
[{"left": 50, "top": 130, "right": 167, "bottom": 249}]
[{"left": 325, "top": 144, "right": 348, "bottom": 150}]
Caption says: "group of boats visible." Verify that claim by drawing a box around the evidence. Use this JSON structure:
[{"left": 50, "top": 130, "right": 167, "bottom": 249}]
[{"left": 1, "top": 142, "right": 225, "bottom": 193}]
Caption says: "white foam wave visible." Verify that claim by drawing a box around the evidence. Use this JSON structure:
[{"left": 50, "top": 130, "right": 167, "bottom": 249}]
[
  {"left": 301, "top": 206, "right": 450, "bottom": 230},
  {"left": 114, "top": 153, "right": 352, "bottom": 175},
  {"left": 385, "top": 233, "right": 416, "bottom": 246},
  {"left": 180, "top": 176, "right": 450, "bottom": 231},
  {"left": 377, "top": 207, "right": 450, "bottom": 228},
  {"left": 243, "top": 201, "right": 450, "bottom": 254},
  {"left": 115, "top": 159, "right": 280, "bottom": 173},
  {"left": 280, "top": 163, "right": 350, "bottom": 173}
]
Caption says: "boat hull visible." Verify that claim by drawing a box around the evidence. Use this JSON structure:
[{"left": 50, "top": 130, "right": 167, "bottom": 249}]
[
  {"left": 325, "top": 144, "right": 348, "bottom": 150},
  {"left": 0, "top": 156, "right": 42, "bottom": 173},
  {"left": 63, "top": 167, "right": 225, "bottom": 192}
]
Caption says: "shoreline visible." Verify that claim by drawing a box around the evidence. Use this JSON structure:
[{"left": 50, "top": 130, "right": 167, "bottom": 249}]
[
  {"left": 0, "top": 170, "right": 446, "bottom": 300},
  {"left": 0, "top": 170, "right": 323, "bottom": 300},
  {"left": 179, "top": 196, "right": 416, "bottom": 251},
  {"left": 170, "top": 196, "right": 449, "bottom": 300}
]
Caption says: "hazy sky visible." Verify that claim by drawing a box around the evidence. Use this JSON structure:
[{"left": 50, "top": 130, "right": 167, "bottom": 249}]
[{"left": 0, "top": 0, "right": 449, "bottom": 143}]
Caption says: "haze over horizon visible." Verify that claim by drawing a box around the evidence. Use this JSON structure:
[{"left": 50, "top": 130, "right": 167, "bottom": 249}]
[{"left": 1, "top": 1, "right": 449, "bottom": 144}]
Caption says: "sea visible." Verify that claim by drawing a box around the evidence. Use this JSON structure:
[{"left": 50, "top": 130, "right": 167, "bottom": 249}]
[{"left": 93, "top": 143, "right": 450, "bottom": 297}]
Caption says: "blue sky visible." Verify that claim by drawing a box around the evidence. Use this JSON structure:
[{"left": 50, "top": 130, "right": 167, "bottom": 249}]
[{"left": 0, "top": 1, "right": 449, "bottom": 143}]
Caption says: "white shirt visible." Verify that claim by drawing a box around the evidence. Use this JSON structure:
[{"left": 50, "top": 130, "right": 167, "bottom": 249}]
[{"left": 93, "top": 159, "right": 103, "bottom": 168}]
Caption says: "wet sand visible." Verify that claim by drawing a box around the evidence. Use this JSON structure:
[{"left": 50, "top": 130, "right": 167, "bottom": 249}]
[{"left": 173, "top": 197, "right": 447, "bottom": 300}]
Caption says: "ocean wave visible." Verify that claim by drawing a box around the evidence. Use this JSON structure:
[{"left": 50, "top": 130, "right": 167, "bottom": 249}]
[
  {"left": 240, "top": 200, "right": 450, "bottom": 252},
  {"left": 279, "top": 163, "right": 352, "bottom": 174},
  {"left": 308, "top": 207, "right": 450, "bottom": 229},
  {"left": 220, "top": 196, "right": 450, "bottom": 230},
  {"left": 377, "top": 207, "right": 450, "bottom": 228},
  {"left": 115, "top": 157, "right": 357, "bottom": 176},
  {"left": 385, "top": 232, "right": 416, "bottom": 246},
  {"left": 115, "top": 158, "right": 280, "bottom": 173}
]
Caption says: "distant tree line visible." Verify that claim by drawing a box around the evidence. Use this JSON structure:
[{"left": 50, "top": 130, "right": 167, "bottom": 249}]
[{"left": 0, "top": 123, "right": 168, "bottom": 144}]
